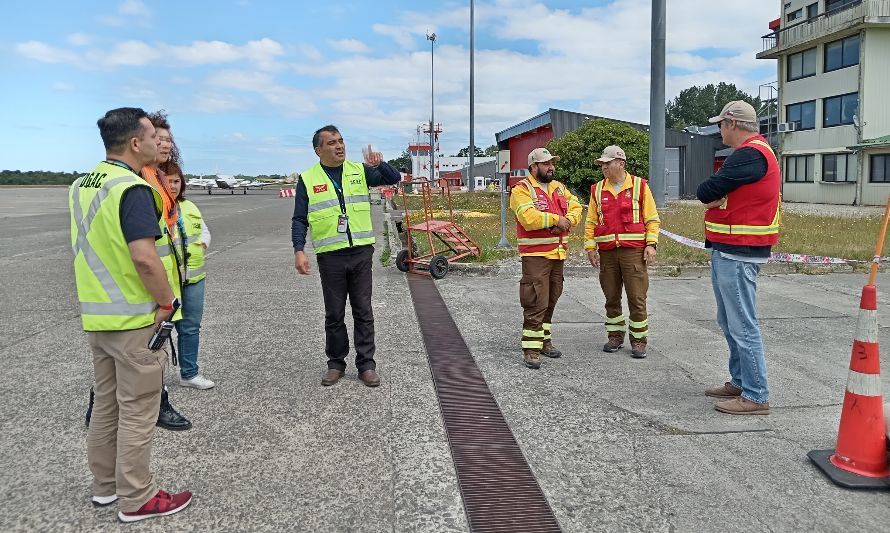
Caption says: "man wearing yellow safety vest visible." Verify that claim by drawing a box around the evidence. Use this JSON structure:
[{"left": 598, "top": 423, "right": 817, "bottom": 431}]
[
  {"left": 697, "top": 100, "right": 780, "bottom": 416},
  {"left": 509, "top": 148, "right": 583, "bottom": 369},
  {"left": 584, "top": 145, "right": 660, "bottom": 359},
  {"left": 70, "top": 108, "right": 192, "bottom": 522},
  {"left": 292, "top": 125, "right": 402, "bottom": 387}
]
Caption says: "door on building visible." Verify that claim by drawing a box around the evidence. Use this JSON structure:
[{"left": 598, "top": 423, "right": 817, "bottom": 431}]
[{"left": 665, "top": 147, "right": 681, "bottom": 201}]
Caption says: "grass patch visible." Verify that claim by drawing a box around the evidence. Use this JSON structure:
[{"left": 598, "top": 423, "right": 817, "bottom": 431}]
[
  {"left": 394, "top": 193, "right": 884, "bottom": 265},
  {"left": 379, "top": 247, "right": 391, "bottom": 266}
]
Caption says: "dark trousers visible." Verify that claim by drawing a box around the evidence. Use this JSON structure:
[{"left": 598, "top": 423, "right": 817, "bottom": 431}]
[
  {"left": 599, "top": 247, "right": 649, "bottom": 342},
  {"left": 316, "top": 246, "right": 376, "bottom": 372},
  {"left": 519, "top": 256, "right": 565, "bottom": 348}
]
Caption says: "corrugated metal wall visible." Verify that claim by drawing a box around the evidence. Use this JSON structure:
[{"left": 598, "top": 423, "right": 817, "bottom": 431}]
[{"left": 508, "top": 126, "right": 554, "bottom": 172}]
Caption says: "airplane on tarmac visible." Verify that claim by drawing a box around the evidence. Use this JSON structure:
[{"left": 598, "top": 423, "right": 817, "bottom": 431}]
[{"left": 186, "top": 175, "right": 271, "bottom": 195}]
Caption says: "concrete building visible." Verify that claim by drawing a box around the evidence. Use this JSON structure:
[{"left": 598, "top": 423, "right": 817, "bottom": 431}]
[
  {"left": 758, "top": 0, "right": 890, "bottom": 205},
  {"left": 494, "top": 108, "right": 723, "bottom": 199}
]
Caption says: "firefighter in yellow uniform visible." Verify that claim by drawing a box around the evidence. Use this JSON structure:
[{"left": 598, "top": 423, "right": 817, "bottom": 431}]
[
  {"left": 584, "top": 145, "right": 660, "bottom": 359},
  {"left": 510, "top": 148, "right": 583, "bottom": 369}
]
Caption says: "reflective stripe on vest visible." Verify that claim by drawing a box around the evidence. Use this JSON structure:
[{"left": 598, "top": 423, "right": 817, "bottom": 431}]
[
  {"left": 592, "top": 175, "right": 647, "bottom": 249},
  {"left": 178, "top": 199, "right": 207, "bottom": 284},
  {"left": 514, "top": 178, "right": 570, "bottom": 255},
  {"left": 70, "top": 162, "right": 180, "bottom": 330}
]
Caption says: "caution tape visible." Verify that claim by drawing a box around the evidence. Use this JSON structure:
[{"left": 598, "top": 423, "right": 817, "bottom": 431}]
[{"left": 659, "top": 228, "right": 860, "bottom": 265}]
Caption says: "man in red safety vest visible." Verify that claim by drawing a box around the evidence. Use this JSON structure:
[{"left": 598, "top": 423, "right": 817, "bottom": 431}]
[
  {"left": 509, "top": 148, "right": 583, "bottom": 369},
  {"left": 584, "top": 145, "right": 660, "bottom": 359}
]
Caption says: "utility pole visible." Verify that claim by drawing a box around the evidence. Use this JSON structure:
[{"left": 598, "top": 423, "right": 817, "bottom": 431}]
[
  {"left": 427, "top": 32, "right": 437, "bottom": 183},
  {"left": 469, "top": 0, "right": 475, "bottom": 191},
  {"left": 649, "top": 0, "right": 666, "bottom": 208}
]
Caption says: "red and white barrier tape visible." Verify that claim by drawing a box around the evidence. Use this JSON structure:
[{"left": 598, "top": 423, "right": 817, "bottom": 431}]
[
  {"left": 659, "top": 228, "right": 864, "bottom": 265},
  {"left": 278, "top": 188, "right": 295, "bottom": 198}
]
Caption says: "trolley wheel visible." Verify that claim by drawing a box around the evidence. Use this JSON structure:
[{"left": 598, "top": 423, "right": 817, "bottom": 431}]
[
  {"left": 395, "top": 249, "right": 410, "bottom": 272},
  {"left": 429, "top": 255, "right": 449, "bottom": 279}
]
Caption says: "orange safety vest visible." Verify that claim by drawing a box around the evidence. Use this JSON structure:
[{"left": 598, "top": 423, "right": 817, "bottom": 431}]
[
  {"left": 141, "top": 165, "right": 179, "bottom": 233},
  {"left": 591, "top": 175, "right": 648, "bottom": 250},
  {"left": 515, "top": 179, "right": 569, "bottom": 255},
  {"left": 704, "top": 135, "right": 780, "bottom": 247}
]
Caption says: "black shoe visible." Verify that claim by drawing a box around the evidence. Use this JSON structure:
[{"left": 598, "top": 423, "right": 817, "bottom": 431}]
[
  {"left": 85, "top": 386, "right": 95, "bottom": 428},
  {"left": 157, "top": 387, "right": 192, "bottom": 431}
]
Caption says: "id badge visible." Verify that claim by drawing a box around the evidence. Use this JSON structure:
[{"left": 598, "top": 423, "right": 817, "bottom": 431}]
[{"left": 337, "top": 214, "right": 349, "bottom": 233}]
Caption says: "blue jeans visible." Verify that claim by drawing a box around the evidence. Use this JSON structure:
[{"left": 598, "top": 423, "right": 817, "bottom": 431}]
[
  {"left": 710, "top": 250, "right": 769, "bottom": 404},
  {"left": 176, "top": 279, "right": 205, "bottom": 380}
]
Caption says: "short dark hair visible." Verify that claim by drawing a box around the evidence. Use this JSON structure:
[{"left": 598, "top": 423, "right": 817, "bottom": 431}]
[
  {"left": 312, "top": 125, "right": 340, "bottom": 149},
  {"left": 97, "top": 107, "right": 148, "bottom": 152}
]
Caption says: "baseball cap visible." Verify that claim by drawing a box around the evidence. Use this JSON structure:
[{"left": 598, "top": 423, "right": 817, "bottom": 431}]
[
  {"left": 595, "top": 145, "right": 626, "bottom": 165},
  {"left": 528, "top": 148, "right": 560, "bottom": 166},
  {"left": 709, "top": 100, "right": 757, "bottom": 124}
]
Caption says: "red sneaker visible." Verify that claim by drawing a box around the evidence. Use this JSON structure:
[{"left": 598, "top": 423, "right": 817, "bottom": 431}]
[{"left": 118, "top": 489, "right": 192, "bottom": 523}]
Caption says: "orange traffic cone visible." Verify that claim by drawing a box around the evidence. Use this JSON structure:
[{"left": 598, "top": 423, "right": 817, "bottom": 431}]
[{"left": 809, "top": 284, "right": 890, "bottom": 489}]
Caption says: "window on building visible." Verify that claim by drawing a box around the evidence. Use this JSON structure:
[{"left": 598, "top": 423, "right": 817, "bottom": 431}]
[
  {"left": 826, "top": 0, "right": 858, "bottom": 14},
  {"left": 822, "top": 153, "right": 857, "bottom": 182},
  {"left": 807, "top": 2, "right": 819, "bottom": 18},
  {"left": 787, "top": 8, "right": 803, "bottom": 22},
  {"left": 786, "top": 100, "right": 816, "bottom": 130},
  {"left": 871, "top": 154, "right": 890, "bottom": 183},
  {"left": 786, "top": 155, "right": 814, "bottom": 182},
  {"left": 788, "top": 48, "right": 817, "bottom": 80},
  {"left": 823, "top": 93, "right": 858, "bottom": 127},
  {"left": 825, "top": 35, "right": 860, "bottom": 72}
]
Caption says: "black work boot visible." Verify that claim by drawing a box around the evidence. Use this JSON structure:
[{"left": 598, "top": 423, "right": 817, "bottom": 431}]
[
  {"left": 85, "top": 386, "right": 94, "bottom": 427},
  {"left": 157, "top": 386, "right": 192, "bottom": 431}
]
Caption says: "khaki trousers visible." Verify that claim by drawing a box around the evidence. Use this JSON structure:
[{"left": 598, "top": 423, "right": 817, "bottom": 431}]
[
  {"left": 87, "top": 325, "right": 166, "bottom": 512},
  {"left": 519, "top": 256, "right": 565, "bottom": 349},
  {"left": 599, "top": 247, "right": 649, "bottom": 342}
]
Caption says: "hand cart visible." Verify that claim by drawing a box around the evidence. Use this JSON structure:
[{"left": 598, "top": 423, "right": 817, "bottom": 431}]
[{"left": 394, "top": 179, "right": 482, "bottom": 279}]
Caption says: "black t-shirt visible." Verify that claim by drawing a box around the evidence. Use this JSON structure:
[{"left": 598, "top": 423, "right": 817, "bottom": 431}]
[{"left": 120, "top": 185, "right": 162, "bottom": 243}]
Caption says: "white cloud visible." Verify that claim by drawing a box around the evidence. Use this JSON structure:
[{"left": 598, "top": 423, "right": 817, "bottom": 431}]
[
  {"left": 119, "top": 0, "right": 150, "bottom": 17},
  {"left": 329, "top": 39, "right": 370, "bottom": 54},
  {"left": 372, "top": 24, "right": 416, "bottom": 49},
  {"left": 67, "top": 33, "right": 90, "bottom": 46},
  {"left": 52, "top": 81, "right": 75, "bottom": 92},
  {"left": 15, "top": 41, "right": 80, "bottom": 64}
]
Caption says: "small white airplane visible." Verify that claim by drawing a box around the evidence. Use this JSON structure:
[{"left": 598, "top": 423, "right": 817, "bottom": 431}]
[{"left": 212, "top": 175, "right": 271, "bottom": 195}]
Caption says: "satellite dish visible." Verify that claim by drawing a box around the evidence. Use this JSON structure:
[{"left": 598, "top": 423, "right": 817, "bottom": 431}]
[{"left": 853, "top": 114, "right": 860, "bottom": 128}]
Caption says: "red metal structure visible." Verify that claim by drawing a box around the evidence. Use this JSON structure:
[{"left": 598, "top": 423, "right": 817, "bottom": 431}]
[{"left": 395, "top": 179, "right": 481, "bottom": 279}]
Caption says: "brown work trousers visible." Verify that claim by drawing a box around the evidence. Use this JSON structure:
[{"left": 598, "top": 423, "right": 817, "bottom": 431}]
[
  {"left": 520, "top": 256, "right": 565, "bottom": 347},
  {"left": 87, "top": 325, "right": 166, "bottom": 512},
  {"left": 599, "top": 247, "right": 649, "bottom": 342}
]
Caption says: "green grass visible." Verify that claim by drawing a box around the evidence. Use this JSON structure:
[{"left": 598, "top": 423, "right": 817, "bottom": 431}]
[{"left": 394, "top": 193, "right": 885, "bottom": 265}]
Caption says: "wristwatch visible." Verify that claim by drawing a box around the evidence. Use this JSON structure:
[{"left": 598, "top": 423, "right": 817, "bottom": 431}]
[
  {"left": 646, "top": 243, "right": 657, "bottom": 249},
  {"left": 159, "top": 298, "right": 181, "bottom": 313}
]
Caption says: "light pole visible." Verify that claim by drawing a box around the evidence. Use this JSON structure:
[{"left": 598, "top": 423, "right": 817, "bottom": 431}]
[
  {"left": 426, "top": 32, "right": 436, "bottom": 183},
  {"left": 469, "top": 0, "right": 475, "bottom": 191},
  {"left": 649, "top": 0, "right": 666, "bottom": 208}
]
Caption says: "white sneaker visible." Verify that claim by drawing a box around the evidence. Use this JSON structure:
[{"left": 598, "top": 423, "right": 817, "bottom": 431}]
[
  {"left": 180, "top": 375, "right": 215, "bottom": 390},
  {"left": 92, "top": 494, "right": 118, "bottom": 506}
]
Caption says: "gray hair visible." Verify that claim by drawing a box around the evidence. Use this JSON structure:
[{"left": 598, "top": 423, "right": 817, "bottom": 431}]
[{"left": 735, "top": 120, "right": 759, "bottom": 133}]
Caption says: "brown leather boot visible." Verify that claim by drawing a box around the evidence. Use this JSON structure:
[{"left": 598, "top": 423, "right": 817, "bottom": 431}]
[
  {"left": 359, "top": 369, "right": 381, "bottom": 387},
  {"left": 523, "top": 349, "right": 541, "bottom": 369},
  {"left": 603, "top": 335, "right": 624, "bottom": 353},
  {"left": 541, "top": 339, "right": 562, "bottom": 358},
  {"left": 321, "top": 368, "right": 345, "bottom": 386},
  {"left": 630, "top": 340, "right": 647, "bottom": 359}
]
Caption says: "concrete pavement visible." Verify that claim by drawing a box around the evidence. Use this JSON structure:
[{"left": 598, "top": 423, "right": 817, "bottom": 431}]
[{"left": 1, "top": 187, "right": 889, "bottom": 532}]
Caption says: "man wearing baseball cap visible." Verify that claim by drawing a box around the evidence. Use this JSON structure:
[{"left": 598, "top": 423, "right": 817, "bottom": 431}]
[
  {"left": 696, "top": 100, "right": 780, "bottom": 415},
  {"left": 509, "top": 148, "right": 583, "bottom": 369},
  {"left": 584, "top": 145, "right": 660, "bottom": 359}
]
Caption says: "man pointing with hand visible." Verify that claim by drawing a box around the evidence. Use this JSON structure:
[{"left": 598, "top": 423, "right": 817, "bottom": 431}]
[{"left": 291, "top": 125, "right": 401, "bottom": 387}]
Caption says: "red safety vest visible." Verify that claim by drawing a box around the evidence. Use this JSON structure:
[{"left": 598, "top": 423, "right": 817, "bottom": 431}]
[
  {"left": 591, "top": 175, "right": 648, "bottom": 250},
  {"left": 515, "top": 179, "right": 569, "bottom": 255},
  {"left": 704, "top": 135, "right": 780, "bottom": 247}
]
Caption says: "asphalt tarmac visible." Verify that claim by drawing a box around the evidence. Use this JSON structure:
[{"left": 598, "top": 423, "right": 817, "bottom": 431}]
[{"left": 2, "top": 187, "right": 889, "bottom": 532}]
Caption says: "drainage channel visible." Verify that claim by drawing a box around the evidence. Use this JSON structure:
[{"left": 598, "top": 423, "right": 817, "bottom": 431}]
[{"left": 407, "top": 274, "right": 562, "bottom": 533}]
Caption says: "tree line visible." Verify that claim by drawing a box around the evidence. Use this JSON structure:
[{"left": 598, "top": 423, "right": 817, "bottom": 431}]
[{"left": 0, "top": 170, "right": 288, "bottom": 186}]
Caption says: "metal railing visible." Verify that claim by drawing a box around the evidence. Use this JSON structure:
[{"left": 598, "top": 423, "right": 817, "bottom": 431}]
[{"left": 760, "top": 0, "right": 890, "bottom": 54}]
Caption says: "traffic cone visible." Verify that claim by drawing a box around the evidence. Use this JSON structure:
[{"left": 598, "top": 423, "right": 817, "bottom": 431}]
[{"left": 808, "top": 284, "right": 890, "bottom": 489}]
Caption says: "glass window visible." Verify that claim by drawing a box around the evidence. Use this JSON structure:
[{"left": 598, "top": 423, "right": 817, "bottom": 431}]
[
  {"left": 823, "top": 93, "right": 858, "bottom": 127},
  {"left": 786, "top": 101, "right": 816, "bottom": 130},
  {"left": 825, "top": 35, "right": 860, "bottom": 72},
  {"left": 786, "top": 155, "right": 814, "bottom": 182},
  {"left": 788, "top": 48, "right": 817, "bottom": 80},
  {"left": 787, "top": 8, "right": 803, "bottom": 22},
  {"left": 871, "top": 155, "right": 889, "bottom": 183},
  {"left": 826, "top": 0, "right": 857, "bottom": 13},
  {"left": 807, "top": 3, "right": 818, "bottom": 18},
  {"left": 822, "top": 153, "right": 857, "bottom": 182}
]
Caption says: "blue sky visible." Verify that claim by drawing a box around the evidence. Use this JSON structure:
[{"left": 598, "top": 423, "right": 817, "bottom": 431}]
[{"left": 1, "top": 0, "right": 778, "bottom": 175}]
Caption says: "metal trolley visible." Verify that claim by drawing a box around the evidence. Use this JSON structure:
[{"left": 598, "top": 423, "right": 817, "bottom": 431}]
[{"left": 395, "top": 179, "right": 482, "bottom": 279}]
